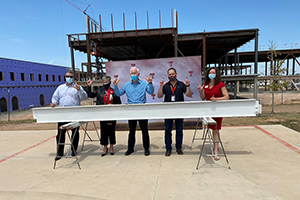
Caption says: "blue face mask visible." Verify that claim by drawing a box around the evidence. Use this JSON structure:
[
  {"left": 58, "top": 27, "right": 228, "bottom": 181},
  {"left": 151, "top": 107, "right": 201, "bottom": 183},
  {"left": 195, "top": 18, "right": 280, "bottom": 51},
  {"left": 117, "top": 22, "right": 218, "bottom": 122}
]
[
  {"left": 66, "top": 77, "right": 73, "bottom": 84},
  {"left": 131, "top": 75, "right": 138, "bottom": 81},
  {"left": 208, "top": 74, "right": 216, "bottom": 80}
]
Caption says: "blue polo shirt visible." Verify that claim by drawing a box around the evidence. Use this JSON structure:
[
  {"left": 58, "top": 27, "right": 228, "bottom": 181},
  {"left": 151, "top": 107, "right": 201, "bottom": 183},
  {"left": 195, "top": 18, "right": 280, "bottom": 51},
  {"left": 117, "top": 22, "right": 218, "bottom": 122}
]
[{"left": 114, "top": 79, "right": 154, "bottom": 104}]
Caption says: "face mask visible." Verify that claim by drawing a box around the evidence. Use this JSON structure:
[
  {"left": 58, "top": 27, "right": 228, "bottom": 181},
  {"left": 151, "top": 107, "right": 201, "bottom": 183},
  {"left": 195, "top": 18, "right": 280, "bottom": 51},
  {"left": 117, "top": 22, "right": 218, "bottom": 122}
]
[
  {"left": 168, "top": 75, "right": 177, "bottom": 81},
  {"left": 66, "top": 77, "right": 73, "bottom": 84},
  {"left": 103, "top": 82, "right": 111, "bottom": 89},
  {"left": 131, "top": 75, "right": 138, "bottom": 81},
  {"left": 208, "top": 74, "right": 216, "bottom": 80}
]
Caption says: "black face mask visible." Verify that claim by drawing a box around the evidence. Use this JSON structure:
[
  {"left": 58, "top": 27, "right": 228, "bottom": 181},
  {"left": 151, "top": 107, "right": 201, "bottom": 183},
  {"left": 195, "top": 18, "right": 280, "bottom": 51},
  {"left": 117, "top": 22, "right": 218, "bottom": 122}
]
[
  {"left": 168, "top": 75, "right": 177, "bottom": 81},
  {"left": 103, "top": 82, "right": 111, "bottom": 89}
]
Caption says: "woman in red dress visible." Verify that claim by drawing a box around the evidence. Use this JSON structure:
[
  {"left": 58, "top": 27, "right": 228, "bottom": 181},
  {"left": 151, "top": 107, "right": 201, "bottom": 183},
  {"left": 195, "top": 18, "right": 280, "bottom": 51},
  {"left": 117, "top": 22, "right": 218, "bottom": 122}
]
[{"left": 197, "top": 68, "right": 229, "bottom": 160}]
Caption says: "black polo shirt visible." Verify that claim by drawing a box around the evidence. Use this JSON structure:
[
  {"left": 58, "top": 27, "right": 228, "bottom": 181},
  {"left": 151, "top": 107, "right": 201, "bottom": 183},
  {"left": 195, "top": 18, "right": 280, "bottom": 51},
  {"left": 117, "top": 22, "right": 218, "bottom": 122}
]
[{"left": 163, "top": 80, "right": 187, "bottom": 102}]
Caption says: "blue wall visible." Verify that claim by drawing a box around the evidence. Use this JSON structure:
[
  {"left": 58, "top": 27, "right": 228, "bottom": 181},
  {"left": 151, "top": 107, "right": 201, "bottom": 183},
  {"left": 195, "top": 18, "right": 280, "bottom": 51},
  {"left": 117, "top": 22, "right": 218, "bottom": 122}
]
[{"left": 0, "top": 57, "right": 67, "bottom": 113}]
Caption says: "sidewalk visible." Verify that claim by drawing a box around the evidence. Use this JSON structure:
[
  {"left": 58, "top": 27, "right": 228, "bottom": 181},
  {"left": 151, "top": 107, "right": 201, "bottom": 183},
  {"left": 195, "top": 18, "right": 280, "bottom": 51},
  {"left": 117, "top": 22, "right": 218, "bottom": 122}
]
[{"left": 0, "top": 125, "right": 300, "bottom": 199}]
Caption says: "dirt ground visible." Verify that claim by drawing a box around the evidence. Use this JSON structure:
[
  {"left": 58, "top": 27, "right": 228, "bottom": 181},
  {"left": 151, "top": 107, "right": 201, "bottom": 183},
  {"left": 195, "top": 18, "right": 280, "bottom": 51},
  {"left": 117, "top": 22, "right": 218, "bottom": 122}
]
[{"left": 1, "top": 92, "right": 299, "bottom": 131}]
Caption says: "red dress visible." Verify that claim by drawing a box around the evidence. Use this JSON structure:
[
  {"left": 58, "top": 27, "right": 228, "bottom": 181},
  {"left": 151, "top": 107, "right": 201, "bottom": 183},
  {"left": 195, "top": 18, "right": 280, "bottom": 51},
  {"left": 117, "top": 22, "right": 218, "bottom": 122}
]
[{"left": 203, "top": 81, "right": 226, "bottom": 130}]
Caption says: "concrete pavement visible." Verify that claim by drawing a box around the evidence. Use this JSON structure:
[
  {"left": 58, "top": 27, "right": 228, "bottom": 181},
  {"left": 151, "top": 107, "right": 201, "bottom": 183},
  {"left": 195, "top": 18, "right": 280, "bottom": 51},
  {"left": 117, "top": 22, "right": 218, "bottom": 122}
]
[{"left": 0, "top": 125, "right": 300, "bottom": 199}]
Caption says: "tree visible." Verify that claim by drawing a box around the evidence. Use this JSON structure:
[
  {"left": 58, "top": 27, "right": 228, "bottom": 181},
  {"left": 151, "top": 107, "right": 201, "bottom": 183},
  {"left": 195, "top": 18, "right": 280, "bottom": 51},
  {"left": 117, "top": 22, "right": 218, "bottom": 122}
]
[{"left": 267, "top": 40, "right": 289, "bottom": 113}]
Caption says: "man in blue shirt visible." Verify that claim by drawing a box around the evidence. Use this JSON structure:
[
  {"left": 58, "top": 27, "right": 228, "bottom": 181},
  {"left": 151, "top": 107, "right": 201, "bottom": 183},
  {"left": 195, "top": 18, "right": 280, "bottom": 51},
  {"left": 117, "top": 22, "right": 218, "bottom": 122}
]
[
  {"left": 113, "top": 66, "right": 154, "bottom": 156},
  {"left": 51, "top": 70, "right": 87, "bottom": 161}
]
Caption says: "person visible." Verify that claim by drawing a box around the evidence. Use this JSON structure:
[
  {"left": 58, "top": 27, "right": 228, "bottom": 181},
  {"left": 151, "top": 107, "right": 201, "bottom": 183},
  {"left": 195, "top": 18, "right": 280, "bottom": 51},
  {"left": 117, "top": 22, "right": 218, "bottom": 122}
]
[
  {"left": 113, "top": 66, "right": 154, "bottom": 156},
  {"left": 51, "top": 70, "right": 88, "bottom": 161},
  {"left": 87, "top": 76, "right": 121, "bottom": 156},
  {"left": 157, "top": 67, "right": 192, "bottom": 157},
  {"left": 197, "top": 67, "right": 229, "bottom": 161}
]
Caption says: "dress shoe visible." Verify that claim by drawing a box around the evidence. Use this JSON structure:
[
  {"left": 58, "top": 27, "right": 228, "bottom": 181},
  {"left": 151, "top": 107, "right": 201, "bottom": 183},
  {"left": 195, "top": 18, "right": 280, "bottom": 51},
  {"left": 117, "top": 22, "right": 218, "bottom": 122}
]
[
  {"left": 165, "top": 150, "right": 171, "bottom": 157},
  {"left": 125, "top": 149, "right": 134, "bottom": 156},
  {"left": 110, "top": 152, "right": 115, "bottom": 155},
  {"left": 101, "top": 149, "right": 108, "bottom": 157},
  {"left": 176, "top": 149, "right": 183, "bottom": 155},
  {"left": 54, "top": 154, "right": 62, "bottom": 161},
  {"left": 144, "top": 149, "right": 150, "bottom": 156}
]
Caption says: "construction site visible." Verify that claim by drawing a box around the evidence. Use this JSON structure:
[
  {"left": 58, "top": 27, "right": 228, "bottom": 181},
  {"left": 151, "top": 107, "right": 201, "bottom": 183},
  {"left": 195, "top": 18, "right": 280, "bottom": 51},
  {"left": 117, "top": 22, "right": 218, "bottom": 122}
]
[{"left": 1, "top": 2, "right": 300, "bottom": 200}]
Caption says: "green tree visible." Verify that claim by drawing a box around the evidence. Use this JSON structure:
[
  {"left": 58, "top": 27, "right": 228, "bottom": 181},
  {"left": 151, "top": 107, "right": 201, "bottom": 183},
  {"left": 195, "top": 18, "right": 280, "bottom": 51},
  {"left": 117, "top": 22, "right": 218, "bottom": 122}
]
[{"left": 267, "top": 40, "right": 289, "bottom": 113}]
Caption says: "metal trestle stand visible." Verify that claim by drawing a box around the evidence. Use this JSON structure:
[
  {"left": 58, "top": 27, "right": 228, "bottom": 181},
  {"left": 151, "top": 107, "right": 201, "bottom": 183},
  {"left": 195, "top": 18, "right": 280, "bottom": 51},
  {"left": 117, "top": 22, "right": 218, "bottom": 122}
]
[
  {"left": 194, "top": 117, "right": 231, "bottom": 169},
  {"left": 53, "top": 122, "right": 87, "bottom": 170},
  {"left": 81, "top": 121, "right": 102, "bottom": 151}
]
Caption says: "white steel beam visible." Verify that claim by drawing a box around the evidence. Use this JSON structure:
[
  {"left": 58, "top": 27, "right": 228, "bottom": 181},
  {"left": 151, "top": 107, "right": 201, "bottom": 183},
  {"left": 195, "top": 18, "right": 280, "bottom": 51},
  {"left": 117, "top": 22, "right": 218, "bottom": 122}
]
[{"left": 32, "top": 99, "right": 261, "bottom": 123}]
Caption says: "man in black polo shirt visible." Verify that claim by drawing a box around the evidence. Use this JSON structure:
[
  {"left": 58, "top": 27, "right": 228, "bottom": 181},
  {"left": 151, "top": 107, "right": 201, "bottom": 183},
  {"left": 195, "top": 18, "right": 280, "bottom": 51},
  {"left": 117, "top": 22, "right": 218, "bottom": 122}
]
[{"left": 157, "top": 67, "right": 192, "bottom": 156}]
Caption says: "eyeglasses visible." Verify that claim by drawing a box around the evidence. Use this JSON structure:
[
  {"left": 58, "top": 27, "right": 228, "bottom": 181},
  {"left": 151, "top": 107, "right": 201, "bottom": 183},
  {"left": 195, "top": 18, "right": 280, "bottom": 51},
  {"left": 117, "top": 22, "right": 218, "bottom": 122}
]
[{"left": 66, "top": 76, "right": 73, "bottom": 78}]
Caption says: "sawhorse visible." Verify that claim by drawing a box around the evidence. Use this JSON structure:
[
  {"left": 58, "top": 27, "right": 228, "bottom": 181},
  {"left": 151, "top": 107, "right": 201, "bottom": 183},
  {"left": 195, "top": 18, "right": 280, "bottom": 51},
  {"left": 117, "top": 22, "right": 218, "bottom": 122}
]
[
  {"left": 54, "top": 121, "right": 87, "bottom": 170},
  {"left": 191, "top": 117, "right": 230, "bottom": 169},
  {"left": 81, "top": 121, "right": 102, "bottom": 151}
]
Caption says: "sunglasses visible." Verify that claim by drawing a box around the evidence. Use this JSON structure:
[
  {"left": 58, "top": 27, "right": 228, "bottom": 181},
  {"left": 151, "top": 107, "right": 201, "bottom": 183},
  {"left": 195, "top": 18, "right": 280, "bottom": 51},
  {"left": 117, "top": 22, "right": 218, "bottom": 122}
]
[{"left": 66, "top": 76, "right": 73, "bottom": 78}]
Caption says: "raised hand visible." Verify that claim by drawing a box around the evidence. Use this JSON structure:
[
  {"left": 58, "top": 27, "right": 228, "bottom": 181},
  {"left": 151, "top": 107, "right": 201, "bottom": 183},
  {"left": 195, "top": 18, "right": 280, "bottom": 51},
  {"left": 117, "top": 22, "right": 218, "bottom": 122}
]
[
  {"left": 184, "top": 76, "right": 190, "bottom": 86},
  {"left": 87, "top": 77, "right": 93, "bottom": 86},
  {"left": 160, "top": 77, "right": 166, "bottom": 86},
  {"left": 145, "top": 73, "right": 153, "bottom": 84},
  {"left": 197, "top": 82, "right": 204, "bottom": 92},
  {"left": 113, "top": 77, "right": 120, "bottom": 86},
  {"left": 73, "top": 81, "right": 80, "bottom": 91}
]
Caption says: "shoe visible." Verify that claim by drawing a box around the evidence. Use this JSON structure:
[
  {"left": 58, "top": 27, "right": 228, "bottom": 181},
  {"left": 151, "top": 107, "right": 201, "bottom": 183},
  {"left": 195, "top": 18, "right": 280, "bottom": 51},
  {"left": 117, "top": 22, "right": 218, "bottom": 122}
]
[
  {"left": 54, "top": 154, "right": 62, "bottom": 161},
  {"left": 165, "top": 150, "right": 171, "bottom": 157},
  {"left": 101, "top": 149, "right": 108, "bottom": 157},
  {"left": 71, "top": 151, "right": 77, "bottom": 157},
  {"left": 125, "top": 149, "right": 134, "bottom": 156},
  {"left": 176, "top": 149, "right": 183, "bottom": 155},
  {"left": 144, "top": 149, "right": 150, "bottom": 156},
  {"left": 110, "top": 147, "right": 115, "bottom": 155},
  {"left": 214, "top": 155, "right": 220, "bottom": 161}
]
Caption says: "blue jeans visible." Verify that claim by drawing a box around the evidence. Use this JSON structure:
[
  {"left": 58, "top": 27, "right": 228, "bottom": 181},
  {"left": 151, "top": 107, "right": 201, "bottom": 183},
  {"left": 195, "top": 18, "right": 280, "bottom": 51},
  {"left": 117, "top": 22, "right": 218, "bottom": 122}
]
[{"left": 164, "top": 119, "right": 183, "bottom": 150}]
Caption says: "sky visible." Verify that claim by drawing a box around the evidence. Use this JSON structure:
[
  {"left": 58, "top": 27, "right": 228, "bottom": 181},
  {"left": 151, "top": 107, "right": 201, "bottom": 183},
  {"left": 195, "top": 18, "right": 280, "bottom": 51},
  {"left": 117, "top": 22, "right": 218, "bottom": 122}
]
[{"left": 1, "top": 0, "right": 299, "bottom": 74}]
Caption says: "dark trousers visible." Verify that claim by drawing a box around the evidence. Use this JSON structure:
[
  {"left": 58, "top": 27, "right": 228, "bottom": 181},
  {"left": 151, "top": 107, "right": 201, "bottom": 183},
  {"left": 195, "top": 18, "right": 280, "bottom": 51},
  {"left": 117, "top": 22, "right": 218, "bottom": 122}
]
[
  {"left": 164, "top": 119, "right": 184, "bottom": 150},
  {"left": 128, "top": 119, "right": 150, "bottom": 151},
  {"left": 100, "top": 121, "right": 116, "bottom": 145},
  {"left": 56, "top": 122, "right": 79, "bottom": 156}
]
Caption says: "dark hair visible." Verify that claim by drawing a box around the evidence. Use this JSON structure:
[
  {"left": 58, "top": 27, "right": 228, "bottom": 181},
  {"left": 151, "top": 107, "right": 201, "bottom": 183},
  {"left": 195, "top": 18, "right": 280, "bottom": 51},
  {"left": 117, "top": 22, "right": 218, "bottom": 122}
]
[
  {"left": 167, "top": 67, "right": 177, "bottom": 74},
  {"left": 204, "top": 67, "right": 221, "bottom": 85}
]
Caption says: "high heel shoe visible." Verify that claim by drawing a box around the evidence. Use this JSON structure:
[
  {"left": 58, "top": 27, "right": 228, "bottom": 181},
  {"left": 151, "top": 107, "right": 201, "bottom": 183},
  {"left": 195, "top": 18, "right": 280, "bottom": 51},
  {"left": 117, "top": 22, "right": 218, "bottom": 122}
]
[
  {"left": 110, "top": 149, "right": 115, "bottom": 155},
  {"left": 101, "top": 149, "right": 108, "bottom": 157}
]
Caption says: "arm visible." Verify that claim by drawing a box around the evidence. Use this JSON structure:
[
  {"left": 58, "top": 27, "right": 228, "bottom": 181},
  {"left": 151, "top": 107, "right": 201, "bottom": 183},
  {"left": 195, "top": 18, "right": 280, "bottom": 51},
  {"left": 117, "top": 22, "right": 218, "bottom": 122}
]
[
  {"left": 185, "top": 86, "right": 192, "bottom": 97},
  {"left": 145, "top": 74, "right": 154, "bottom": 95},
  {"left": 113, "top": 84, "right": 126, "bottom": 97},
  {"left": 184, "top": 76, "right": 192, "bottom": 97},
  {"left": 73, "top": 81, "right": 87, "bottom": 100},
  {"left": 86, "top": 77, "right": 97, "bottom": 98},
  {"left": 87, "top": 86, "right": 97, "bottom": 98},
  {"left": 78, "top": 86, "right": 88, "bottom": 100},
  {"left": 210, "top": 86, "right": 229, "bottom": 102},
  {"left": 146, "top": 83, "right": 154, "bottom": 95},
  {"left": 157, "top": 77, "right": 165, "bottom": 98},
  {"left": 51, "top": 87, "right": 60, "bottom": 107},
  {"left": 197, "top": 82, "right": 206, "bottom": 101}
]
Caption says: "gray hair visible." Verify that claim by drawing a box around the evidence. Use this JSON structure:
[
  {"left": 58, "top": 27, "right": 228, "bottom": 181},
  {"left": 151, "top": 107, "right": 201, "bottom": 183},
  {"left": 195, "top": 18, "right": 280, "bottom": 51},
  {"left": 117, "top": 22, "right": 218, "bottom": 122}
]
[
  {"left": 130, "top": 66, "right": 139, "bottom": 74},
  {"left": 102, "top": 76, "right": 111, "bottom": 82},
  {"left": 66, "top": 69, "right": 74, "bottom": 75}
]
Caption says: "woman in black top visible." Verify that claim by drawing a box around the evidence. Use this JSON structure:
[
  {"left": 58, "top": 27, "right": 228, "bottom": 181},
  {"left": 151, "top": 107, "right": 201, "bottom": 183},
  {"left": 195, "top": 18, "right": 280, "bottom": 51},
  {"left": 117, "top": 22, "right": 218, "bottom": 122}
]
[{"left": 87, "top": 76, "right": 121, "bottom": 156}]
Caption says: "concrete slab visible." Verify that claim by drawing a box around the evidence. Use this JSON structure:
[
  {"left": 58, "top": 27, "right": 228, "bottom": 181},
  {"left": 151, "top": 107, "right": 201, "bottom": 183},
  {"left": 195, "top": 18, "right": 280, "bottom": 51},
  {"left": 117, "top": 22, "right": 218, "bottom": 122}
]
[{"left": 0, "top": 125, "right": 300, "bottom": 200}]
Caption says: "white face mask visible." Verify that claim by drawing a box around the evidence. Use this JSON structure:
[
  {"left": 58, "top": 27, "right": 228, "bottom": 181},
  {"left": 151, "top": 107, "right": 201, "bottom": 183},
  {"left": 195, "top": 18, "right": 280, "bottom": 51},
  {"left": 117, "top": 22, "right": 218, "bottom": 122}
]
[
  {"left": 66, "top": 77, "right": 73, "bottom": 84},
  {"left": 208, "top": 74, "right": 216, "bottom": 80}
]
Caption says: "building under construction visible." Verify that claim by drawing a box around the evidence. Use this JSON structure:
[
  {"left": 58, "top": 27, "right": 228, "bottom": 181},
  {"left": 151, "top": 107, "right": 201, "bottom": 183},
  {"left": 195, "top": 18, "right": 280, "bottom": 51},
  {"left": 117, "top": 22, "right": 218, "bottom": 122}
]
[{"left": 67, "top": 10, "right": 300, "bottom": 98}]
